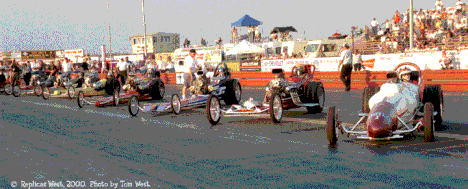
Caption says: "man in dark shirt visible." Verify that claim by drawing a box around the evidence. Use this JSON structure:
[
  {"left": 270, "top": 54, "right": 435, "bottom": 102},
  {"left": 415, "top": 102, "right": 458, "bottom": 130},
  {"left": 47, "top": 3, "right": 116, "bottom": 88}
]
[
  {"left": 82, "top": 59, "right": 89, "bottom": 72},
  {"left": 11, "top": 59, "right": 22, "bottom": 87}
]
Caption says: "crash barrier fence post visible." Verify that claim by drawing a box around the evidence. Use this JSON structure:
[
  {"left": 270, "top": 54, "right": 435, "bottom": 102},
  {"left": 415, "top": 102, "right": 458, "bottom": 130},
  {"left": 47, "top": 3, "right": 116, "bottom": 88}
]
[{"left": 24, "top": 70, "right": 468, "bottom": 92}]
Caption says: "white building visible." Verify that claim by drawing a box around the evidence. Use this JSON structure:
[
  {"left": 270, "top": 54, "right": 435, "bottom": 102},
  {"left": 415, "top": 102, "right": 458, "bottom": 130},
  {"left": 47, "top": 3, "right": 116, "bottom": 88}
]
[{"left": 129, "top": 32, "right": 180, "bottom": 59}]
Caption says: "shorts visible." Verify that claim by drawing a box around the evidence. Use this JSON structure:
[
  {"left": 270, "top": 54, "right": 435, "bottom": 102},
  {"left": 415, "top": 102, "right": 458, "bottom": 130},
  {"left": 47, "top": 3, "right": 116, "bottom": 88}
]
[
  {"left": 62, "top": 71, "right": 72, "bottom": 78},
  {"left": 183, "top": 73, "right": 193, "bottom": 88}
]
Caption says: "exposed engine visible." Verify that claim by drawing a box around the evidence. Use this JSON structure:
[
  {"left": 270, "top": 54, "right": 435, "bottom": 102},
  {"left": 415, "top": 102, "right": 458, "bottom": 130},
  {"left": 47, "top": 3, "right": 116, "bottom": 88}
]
[{"left": 190, "top": 70, "right": 210, "bottom": 95}]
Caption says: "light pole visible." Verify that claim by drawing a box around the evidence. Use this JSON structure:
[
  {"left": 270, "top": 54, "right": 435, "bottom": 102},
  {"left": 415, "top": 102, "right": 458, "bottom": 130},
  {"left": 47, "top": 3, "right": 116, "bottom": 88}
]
[
  {"left": 142, "top": 0, "right": 148, "bottom": 60},
  {"left": 107, "top": 2, "right": 112, "bottom": 60},
  {"left": 410, "top": 0, "right": 414, "bottom": 50},
  {"left": 351, "top": 26, "right": 357, "bottom": 53}
]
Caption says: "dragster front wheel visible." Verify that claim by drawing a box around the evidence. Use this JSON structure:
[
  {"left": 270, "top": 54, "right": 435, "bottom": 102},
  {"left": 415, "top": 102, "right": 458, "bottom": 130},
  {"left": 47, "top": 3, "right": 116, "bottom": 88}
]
[
  {"left": 77, "top": 91, "right": 85, "bottom": 108},
  {"left": 128, "top": 95, "right": 140, "bottom": 117},
  {"left": 206, "top": 95, "right": 221, "bottom": 125},
  {"left": 269, "top": 92, "right": 283, "bottom": 123},
  {"left": 171, "top": 94, "right": 181, "bottom": 115}
]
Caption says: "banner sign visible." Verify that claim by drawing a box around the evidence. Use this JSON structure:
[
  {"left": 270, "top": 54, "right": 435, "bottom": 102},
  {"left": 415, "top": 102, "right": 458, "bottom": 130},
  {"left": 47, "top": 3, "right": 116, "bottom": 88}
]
[
  {"left": 261, "top": 50, "right": 468, "bottom": 72},
  {"left": 240, "top": 67, "right": 262, "bottom": 71},
  {"left": 241, "top": 62, "right": 260, "bottom": 67},
  {"left": 64, "top": 49, "right": 84, "bottom": 57},
  {"left": 21, "top": 51, "right": 56, "bottom": 59}
]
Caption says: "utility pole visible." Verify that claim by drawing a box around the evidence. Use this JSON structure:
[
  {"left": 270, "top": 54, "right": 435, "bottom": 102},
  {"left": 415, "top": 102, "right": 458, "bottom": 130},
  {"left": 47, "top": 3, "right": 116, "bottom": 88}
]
[
  {"left": 351, "top": 26, "right": 357, "bottom": 53},
  {"left": 108, "top": 2, "right": 112, "bottom": 61},
  {"left": 142, "top": 0, "right": 148, "bottom": 60},
  {"left": 410, "top": 0, "right": 414, "bottom": 50}
]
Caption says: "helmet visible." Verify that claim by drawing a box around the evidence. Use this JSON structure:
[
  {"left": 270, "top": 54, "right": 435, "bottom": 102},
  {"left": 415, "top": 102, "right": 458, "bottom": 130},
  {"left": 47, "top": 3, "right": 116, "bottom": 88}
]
[
  {"left": 398, "top": 67, "right": 412, "bottom": 82},
  {"left": 296, "top": 64, "right": 305, "bottom": 76}
]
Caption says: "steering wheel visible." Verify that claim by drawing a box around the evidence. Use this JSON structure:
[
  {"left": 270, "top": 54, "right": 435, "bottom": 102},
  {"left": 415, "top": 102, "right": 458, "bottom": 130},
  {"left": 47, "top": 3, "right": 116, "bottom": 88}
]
[
  {"left": 393, "top": 62, "right": 423, "bottom": 85},
  {"left": 291, "top": 67, "right": 297, "bottom": 77}
]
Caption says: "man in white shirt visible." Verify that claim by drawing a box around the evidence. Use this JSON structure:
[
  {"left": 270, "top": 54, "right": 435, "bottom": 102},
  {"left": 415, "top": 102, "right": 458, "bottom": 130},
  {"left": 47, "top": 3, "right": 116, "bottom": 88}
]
[
  {"left": 353, "top": 49, "right": 363, "bottom": 71},
  {"left": 436, "top": 0, "right": 444, "bottom": 13},
  {"left": 182, "top": 49, "right": 199, "bottom": 99},
  {"left": 338, "top": 43, "right": 353, "bottom": 92},
  {"left": 62, "top": 59, "right": 73, "bottom": 78},
  {"left": 371, "top": 18, "right": 379, "bottom": 36},
  {"left": 117, "top": 58, "right": 129, "bottom": 85},
  {"left": 157, "top": 56, "right": 166, "bottom": 72}
]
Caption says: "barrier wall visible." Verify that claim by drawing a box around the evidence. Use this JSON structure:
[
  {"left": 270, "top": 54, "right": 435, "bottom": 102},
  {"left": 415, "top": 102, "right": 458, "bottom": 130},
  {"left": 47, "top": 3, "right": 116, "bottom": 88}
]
[
  {"left": 163, "top": 70, "right": 468, "bottom": 92},
  {"left": 16, "top": 70, "right": 466, "bottom": 92}
]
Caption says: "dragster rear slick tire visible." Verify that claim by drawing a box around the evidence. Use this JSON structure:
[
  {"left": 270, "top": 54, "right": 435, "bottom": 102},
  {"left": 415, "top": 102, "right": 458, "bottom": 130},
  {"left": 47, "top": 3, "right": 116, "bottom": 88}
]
[
  {"left": 327, "top": 106, "right": 338, "bottom": 147},
  {"left": 424, "top": 103, "right": 435, "bottom": 142}
]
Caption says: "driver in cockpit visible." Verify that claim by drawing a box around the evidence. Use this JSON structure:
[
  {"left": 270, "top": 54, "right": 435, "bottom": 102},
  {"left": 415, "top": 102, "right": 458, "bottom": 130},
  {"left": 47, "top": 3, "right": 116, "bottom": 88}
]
[
  {"left": 398, "top": 67, "right": 418, "bottom": 85},
  {"left": 295, "top": 64, "right": 308, "bottom": 79}
]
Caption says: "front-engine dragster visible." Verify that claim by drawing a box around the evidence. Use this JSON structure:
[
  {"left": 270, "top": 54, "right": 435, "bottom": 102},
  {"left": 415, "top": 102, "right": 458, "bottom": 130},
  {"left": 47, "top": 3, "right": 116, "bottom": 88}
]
[
  {"left": 326, "top": 62, "right": 444, "bottom": 147},
  {"left": 206, "top": 64, "right": 325, "bottom": 125},
  {"left": 127, "top": 62, "right": 242, "bottom": 116}
]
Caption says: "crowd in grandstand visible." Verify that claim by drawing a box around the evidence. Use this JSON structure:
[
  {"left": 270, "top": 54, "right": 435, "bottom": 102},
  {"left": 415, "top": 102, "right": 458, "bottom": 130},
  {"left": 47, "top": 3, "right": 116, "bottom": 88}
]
[{"left": 366, "top": 0, "right": 468, "bottom": 54}]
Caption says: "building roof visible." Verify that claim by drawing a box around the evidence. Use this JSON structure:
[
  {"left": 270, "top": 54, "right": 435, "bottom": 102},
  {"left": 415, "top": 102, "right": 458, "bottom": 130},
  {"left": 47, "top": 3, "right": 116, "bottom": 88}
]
[{"left": 129, "top": 32, "right": 180, "bottom": 40}]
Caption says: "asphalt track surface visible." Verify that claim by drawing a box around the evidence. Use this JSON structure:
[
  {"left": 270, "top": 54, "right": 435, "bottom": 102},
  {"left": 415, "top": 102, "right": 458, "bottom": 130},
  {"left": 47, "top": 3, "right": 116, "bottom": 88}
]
[{"left": 0, "top": 85, "right": 467, "bottom": 189}]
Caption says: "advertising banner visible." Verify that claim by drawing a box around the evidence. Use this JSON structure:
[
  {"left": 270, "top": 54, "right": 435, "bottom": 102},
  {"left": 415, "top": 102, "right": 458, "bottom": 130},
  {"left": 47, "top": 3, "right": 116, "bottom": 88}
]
[
  {"left": 260, "top": 50, "right": 468, "bottom": 72},
  {"left": 21, "top": 51, "right": 56, "bottom": 59},
  {"left": 64, "top": 49, "right": 84, "bottom": 58}
]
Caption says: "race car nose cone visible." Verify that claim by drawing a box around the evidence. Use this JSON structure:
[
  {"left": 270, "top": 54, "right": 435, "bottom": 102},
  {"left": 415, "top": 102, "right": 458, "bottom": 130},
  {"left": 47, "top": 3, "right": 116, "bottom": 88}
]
[{"left": 367, "top": 101, "right": 395, "bottom": 138}]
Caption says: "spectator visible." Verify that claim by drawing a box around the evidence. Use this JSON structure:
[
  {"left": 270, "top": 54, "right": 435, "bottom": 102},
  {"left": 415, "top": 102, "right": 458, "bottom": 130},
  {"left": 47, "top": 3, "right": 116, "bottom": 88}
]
[
  {"left": 23, "top": 61, "right": 32, "bottom": 86},
  {"left": 455, "top": 19, "right": 463, "bottom": 34},
  {"left": 364, "top": 25, "right": 370, "bottom": 41},
  {"left": 456, "top": 0, "right": 464, "bottom": 14},
  {"left": 248, "top": 26, "right": 254, "bottom": 42},
  {"left": 353, "top": 49, "right": 362, "bottom": 71},
  {"left": 371, "top": 18, "right": 379, "bottom": 35},
  {"left": 10, "top": 59, "right": 21, "bottom": 87},
  {"left": 184, "top": 38, "right": 190, "bottom": 48},
  {"left": 155, "top": 56, "right": 164, "bottom": 72},
  {"left": 255, "top": 26, "right": 260, "bottom": 42},
  {"left": 394, "top": 10, "right": 401, "bottom": 25},
  {"left": 165, "top": 56, "right": 175, "bottom": 73},
  {"left": 216, "top": 37, "right": 223, "bottom": 48},
  {"left": 439, "top": 50, "right": 454, "bottom": 69},
  {"left": 448, "top": 12, "right": 455, "bottom": 31},
  {"left": 297, "top": 52, "right": 304, "bottom": 59},
  {"left": 435, "top": 0, "right": 444, "bottom": 13},
  {"left": 392, "top": 38, "right": 399, "bottom": 53},
  {"left": 146, "top": 58, "right": 157, "bottom": 71},
  {"left": 231, "top": 27, "right": 238, "bottom": 43},
  {"left": 201, "top": 38, "right": 207, "bottom": 46},
  {"left": 282, "top": 51, "right": 289, "bottom": 59},
  {"left": 385, "top": 19, "right": 391, "bottom": 35},
  {"left": 271, "top": 33, "right": 278, "bottom": 41}
]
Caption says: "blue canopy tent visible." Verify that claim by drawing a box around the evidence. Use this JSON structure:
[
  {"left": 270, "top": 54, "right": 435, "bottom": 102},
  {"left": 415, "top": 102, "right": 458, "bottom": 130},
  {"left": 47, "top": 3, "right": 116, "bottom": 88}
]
[{"left": 231, "top": 15, "right": 263, "bottom": 27}]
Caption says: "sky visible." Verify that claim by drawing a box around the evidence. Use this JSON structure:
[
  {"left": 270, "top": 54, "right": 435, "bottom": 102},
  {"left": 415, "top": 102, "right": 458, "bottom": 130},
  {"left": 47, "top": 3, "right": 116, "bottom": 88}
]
[{"left": 0, "top": 0, "right": 464, "bottom": 55}]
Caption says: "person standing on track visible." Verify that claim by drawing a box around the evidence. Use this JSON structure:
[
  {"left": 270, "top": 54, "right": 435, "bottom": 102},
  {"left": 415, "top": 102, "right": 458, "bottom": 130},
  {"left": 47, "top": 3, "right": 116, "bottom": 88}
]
[
  {"left": 338, "top": 43, "right": 353, "bottom": 92},
  {"left": 116, "top": 58, "right": 130, "bottom": 85},
  {"left": 353, "top": 49, "right": 363, "bottom": 71},
  {"left": 23, "top": 61, "right": 32, "bottom": 86},
  {"left": 182, "top": 49, "right": 199, "bottom": 100},
  {"left": 10, "top": 59, "right": 22, "bottom": 88}
]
